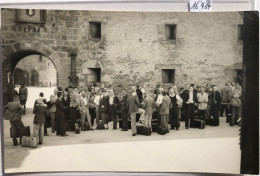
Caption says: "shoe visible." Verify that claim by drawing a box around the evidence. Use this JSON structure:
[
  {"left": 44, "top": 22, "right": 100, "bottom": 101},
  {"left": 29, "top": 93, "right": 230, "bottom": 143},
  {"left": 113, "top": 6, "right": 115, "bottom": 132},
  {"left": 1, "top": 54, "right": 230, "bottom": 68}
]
[
  {"left": 52, "top": 130, "right": 55, "bottom": 133},
  {"left": 176, "top": 127, "right": 179, "bottom": 131},
  {"left": 113, "top": 128, "right": 117, "bottom": 130},
  {"left": 185, "top": 127, "right": 188, "bottom": 129},
  {"left": 13, "top": 139, "right": 18, "bottom": 146},
  {"left": 121, "top": 129, "right": 128, "bottom": 131},
  {"left": 90, "top": 128, "right": 94, "bottom": 130},
  {"left": 132, "top": 133, "right": 136, "bottom": 136},
  {"left": 38, "top": 142, "right": 42, "bottom": 145},
  {"left": 44, "top": 133, "right": 49, "bottom": 136},
  {"left": 61, "top": 134, "right": 69, "bottom": 137}
]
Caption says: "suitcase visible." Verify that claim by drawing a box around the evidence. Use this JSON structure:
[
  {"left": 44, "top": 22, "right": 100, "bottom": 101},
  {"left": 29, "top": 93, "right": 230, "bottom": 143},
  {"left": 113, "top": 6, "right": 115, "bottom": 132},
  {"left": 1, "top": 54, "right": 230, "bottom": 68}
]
[
  {"left": 157, "top": 126, "right": 167, "bottom": 135},
  {"left": 21, "top": 136, "right": 26, "bottom": 147},
  {"left": 151, "top": 123, "right": 158, "bottom": 132},
  {"left": 10, "top": 126, "right": 30, "bottom": 138},
  {"left": 205, "top": 118, "right": 214, "bottom": 126},
  {"left": 97, "top": 121, "right": 103, "bottom": 130},
  {"left": 29, "top": 137, "right": 37, "bottom": 148},
  {"left": 84, "top": 122, "right": 91, "bottom": 131},
  {"left": 136, "top": 125, "right": 151, "bottom": 136},
  {"left": 75, "top": 121, "right": 81, "bottom": 134},
  {"left": 25, "top": 136, "right": 31, "bottom": 147},
  {"left": 190, "top": 119, "right": 205, "bottom": 129}
]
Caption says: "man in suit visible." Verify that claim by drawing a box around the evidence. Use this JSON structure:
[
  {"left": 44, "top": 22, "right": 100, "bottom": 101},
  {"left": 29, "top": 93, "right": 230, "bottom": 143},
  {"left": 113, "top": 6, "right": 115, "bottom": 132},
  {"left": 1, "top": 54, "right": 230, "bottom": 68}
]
[
  {"left": 19, "top": 83, "right": 28, "bottom": 115},
  {"left": 209, "top": 85, "right": 222, "bottom": 126},
  {"left": 160, "top": 91, "right": 171, "bottom": 133},
  {"left": 79, "top": 92, "right": 94, "bottom": 130},
  {"left": 142, "top": 91, "right": 155, "bottom": 132},
  {"left": 32, "top": 98, "right": 47, "bottom": 145},
  {"left": 62, "top": 88, "right": 70, "bottom": 130},
  {"left": 107, "top": 90, "right": 120, "bottom": 130},
  {"left": 98, "top": 89, "right": 109, "bottom": 129},
  {"left": 88, "top": 87, "right": 96, "bottom": 126},
  {"left": 4, "top": 95, "right": 25, "bottom": 146},
  {"left": 69, "top": 87, "right": 80, "bottom": 131},
  {"left": 126, "top": 86, "right": 145, "bottom": 136},
  {"left": 183, "top": 85, "right": 198, "bottom": 129}
]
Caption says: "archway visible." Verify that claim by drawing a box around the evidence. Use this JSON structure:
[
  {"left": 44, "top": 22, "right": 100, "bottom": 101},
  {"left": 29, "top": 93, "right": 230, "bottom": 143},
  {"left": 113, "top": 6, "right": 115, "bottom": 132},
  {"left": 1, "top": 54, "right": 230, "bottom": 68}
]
[{"left": 2, "top": 41, "right": 66, "bottom": 106}]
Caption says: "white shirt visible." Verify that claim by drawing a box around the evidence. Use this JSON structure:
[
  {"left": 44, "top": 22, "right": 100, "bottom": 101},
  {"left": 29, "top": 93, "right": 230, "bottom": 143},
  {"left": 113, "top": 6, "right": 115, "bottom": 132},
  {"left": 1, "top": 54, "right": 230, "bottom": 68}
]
[
  {"left": 109, "top": 96, "right": 114, "bottom": 105},
  {"left": 156, "top": 94, "right": 164, "bottom": 104},
  {"left": 94, "top": 95, "right": 103, "bottom": 106},
  {"left": 188, "top": 91, "right": 194, "bottom": 104}
]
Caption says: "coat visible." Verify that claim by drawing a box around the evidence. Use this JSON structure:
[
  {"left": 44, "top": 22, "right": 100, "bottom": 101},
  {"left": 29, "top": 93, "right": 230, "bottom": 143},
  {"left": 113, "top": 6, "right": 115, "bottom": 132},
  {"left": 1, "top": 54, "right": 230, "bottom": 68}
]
[
  {"left": 182, "top": 90, "right": 198, "bottom": 105},
  {"left": 98, "top": 96, "right": 109, "bottom": 113},
  {"left": 209, "top": 91, "right": 222, "bottom": 106},
  {"left": 33, "top": 104, "right": 47, "bottom": 124},
  {"left": 197, "top": 92, "right": 208, "bottom": 110},
  {"left": 143, "top": 96, "right": 155, "bottom": 115},
  {"left": 4, "top": 102, "right": 24, "bottom": 121},
  {"left": 55, "top": 99, "right": 66, "bottom": 120},
  {"left": 107, "top": 96, "right": 120, "bottom": 112},
  {"left": 19, "top": 87, "right": 28, "bottom": 101},
  {"left": 160, "top": 96, "right": 171, "bottom": 115},
  {"left": 126, "top": 95, "right": 140, "bottom": 114},
  {"left": 62, "top": 96, "right": 70, "bottom": 108}
]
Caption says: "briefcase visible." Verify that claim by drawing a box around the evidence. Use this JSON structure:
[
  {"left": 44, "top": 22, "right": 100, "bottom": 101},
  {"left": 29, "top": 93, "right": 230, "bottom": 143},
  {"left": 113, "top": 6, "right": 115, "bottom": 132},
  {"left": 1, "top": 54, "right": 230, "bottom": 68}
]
[
  {"left": 190, "top": 119, "right": 205, "bottom": 129},
  {"left": 84, "top": 122, "right": 91, "bottom": 131},
  {"left": 97, "top": 121, "right": 103, "bottom": 130},
  {"left": 157, "top": 126, "right": 167, "bottom": 135},
  {"left": 10, "top": 126, "right": 30, "bottom": 138},
  {"left": 136, "top": 124, "right": 151, "bottom": 136}
]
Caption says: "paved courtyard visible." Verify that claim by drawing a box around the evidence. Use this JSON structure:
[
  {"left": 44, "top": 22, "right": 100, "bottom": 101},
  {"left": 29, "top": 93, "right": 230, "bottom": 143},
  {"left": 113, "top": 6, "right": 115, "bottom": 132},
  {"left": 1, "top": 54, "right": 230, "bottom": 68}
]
[{"left": 3, "top": 110, "right": 241, "bottom": 174}]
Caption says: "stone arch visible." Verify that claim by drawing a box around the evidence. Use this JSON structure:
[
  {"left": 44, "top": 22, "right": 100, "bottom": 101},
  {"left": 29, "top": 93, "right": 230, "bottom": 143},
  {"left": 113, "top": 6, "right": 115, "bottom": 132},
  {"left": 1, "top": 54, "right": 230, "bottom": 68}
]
[{"left": 2, "top": 41, "right": 63, "bottom": 89}]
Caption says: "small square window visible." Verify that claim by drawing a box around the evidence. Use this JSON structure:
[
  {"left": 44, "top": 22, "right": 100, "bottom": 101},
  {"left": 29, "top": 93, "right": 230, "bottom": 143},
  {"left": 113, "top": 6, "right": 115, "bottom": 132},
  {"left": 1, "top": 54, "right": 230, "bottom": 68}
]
[
  {"left": 165, "top": 24, "right": 176, "bottom": 40},
  {"left": 89, "top": 22, "right": 101, "bottom": 39},
  {"left": 162, "top": 69, "right": 175, "bottom": 84},
  {"left": 238, "top": 25, "right": 244, "bottom": 41},
  {"left": 88, "top": 68, "right": 101, "bottom": 82}
]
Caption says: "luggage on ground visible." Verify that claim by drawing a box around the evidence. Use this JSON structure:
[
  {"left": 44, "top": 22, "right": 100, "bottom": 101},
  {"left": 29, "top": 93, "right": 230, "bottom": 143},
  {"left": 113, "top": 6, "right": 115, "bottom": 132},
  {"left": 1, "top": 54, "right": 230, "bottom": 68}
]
[
  {"left": 190, "top": 119, "right": 205, "bottom": 129},
  {"left": 157, "top": 126, "right": 167, "bottom": 135}
]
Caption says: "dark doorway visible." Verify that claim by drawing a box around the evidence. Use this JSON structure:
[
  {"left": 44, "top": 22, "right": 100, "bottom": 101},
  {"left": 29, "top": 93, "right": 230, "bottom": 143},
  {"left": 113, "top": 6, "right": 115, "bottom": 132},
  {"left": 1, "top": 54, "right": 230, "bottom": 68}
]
[
  {"left": 30, "top": 70, "right": 39, "bottom": 86},
  {"left": 13, "top": 68, "right": 24, "bottom": 85}
]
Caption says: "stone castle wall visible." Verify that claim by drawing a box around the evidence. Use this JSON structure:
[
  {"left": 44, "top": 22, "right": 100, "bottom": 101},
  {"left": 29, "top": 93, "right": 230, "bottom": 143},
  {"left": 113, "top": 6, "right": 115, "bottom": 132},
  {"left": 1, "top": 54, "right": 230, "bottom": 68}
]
[{"left": 1, "top": 9, "right": 243, "bottom": 92}]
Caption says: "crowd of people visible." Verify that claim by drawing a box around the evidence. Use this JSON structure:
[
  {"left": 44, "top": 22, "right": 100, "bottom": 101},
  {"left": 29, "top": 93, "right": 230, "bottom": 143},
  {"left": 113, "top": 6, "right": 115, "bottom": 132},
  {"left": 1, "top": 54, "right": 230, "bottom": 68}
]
[{"left": 4, "top": 81, "right": 242, "bottom": 146}]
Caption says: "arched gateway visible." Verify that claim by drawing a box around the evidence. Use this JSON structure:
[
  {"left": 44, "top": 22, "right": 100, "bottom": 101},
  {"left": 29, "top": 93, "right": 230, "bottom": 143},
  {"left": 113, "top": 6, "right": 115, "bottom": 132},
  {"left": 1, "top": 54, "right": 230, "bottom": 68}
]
[{"left": 2, "top": 41, "right": 64, "bottom": 90}]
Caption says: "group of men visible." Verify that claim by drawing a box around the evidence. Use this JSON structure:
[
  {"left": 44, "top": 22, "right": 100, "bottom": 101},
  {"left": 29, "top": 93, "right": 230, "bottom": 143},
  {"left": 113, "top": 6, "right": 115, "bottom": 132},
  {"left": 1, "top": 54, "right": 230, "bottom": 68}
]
[{"left": 4, "top": 81, "right": 242, "bottom": 146}]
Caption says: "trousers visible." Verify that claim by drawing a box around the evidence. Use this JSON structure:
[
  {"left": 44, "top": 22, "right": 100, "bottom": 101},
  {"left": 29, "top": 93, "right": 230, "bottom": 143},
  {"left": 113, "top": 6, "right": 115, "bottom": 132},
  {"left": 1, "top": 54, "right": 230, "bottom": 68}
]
[{"left": 33, "top": 123, "right": 44, "bottom": 144}]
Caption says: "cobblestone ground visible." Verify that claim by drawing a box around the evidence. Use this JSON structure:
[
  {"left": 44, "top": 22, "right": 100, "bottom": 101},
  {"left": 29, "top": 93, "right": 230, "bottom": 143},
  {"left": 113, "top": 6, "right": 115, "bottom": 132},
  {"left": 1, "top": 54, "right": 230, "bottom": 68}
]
[{"left": 3, "top": 111, "right": 241, "bottom": 174}]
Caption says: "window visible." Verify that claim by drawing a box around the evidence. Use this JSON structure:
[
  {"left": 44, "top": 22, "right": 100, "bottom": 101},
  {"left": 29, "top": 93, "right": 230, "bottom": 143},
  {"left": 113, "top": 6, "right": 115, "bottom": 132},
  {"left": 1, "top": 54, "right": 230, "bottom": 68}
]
[
  {"left": 235, "top": 69, "right": 242, "bottom": 86},
  {"left": 162, "top": 69, "right": 175, "bottom": 84},
  {"left": 88, "top": 68, "right": 101, "bottom": 82},
  {"left": 38, "top": 55, "right": 42, "bottom": 62},
  {"left": 165, "top": 24, "right": 176, "bottom": 40},
  {"left": 238, "top": 25, "right": 244, "bottom": 41},
  {"left": 89, "top": 22, "right": 101, "bottom": 39}
]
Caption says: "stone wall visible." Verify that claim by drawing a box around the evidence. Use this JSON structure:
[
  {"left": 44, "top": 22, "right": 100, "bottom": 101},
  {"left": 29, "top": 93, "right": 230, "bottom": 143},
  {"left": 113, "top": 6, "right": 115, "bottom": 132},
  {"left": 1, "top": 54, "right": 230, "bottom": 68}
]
[{"left": 1, "top": 9, "right": 243, "bottom": 92}]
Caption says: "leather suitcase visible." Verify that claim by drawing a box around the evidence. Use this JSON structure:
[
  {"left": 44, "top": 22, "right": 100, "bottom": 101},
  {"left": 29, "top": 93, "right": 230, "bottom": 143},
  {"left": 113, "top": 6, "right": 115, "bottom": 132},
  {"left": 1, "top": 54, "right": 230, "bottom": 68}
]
[
  {"left": 205, "top": 118, "right": 214, "bottom": 126},
  {"left": 190, "top": 119, "right": 205, "bottom": 129},
  {"left": 75, "top": 121, "right": 81, "bottom": 134},
  {"left": 136, "top": 125, "right": 151, "bottom": 136},
  {"left": 10, "top": 126, "right": 30, "bottom": 138},
  {"left": 157, "top": 126, "right": 167, "bottom": 135},
  {"left": 151, "top": 123, "right": 158, "bottom": 132},
  {"left": 119, "top": 119, "right": 131, "bottom": 129},
  {"left": 84, "top": 122, "right": 91, "bottom": 131},
  {"left": 97, "top": 122, "right": 103, "bottom": 130}
]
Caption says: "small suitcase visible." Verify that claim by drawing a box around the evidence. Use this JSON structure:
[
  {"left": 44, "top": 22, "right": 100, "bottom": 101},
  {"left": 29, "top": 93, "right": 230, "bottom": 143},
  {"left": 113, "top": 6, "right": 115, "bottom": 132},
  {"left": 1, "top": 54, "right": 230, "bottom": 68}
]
[
  {"left": 10, "top": 126, "right": 30, "bottom": 138},
  {"left": 30, "top": 137, "right": 37, "bottom": 148},
  {"left": 190, "top": 119, "right": 205, "bottom": 129},
  {"left": 205, "top": 118, "right": 214, "bottom": 126},
  {"left": 97, "top": 121, "right": 103, "bottom": 130},
  {"left": 157, "top": 126, "right": 167, "bottom": 135},
  {"left": 136, "top": 125, "right": 151, "bottom": 136},
  {"left": 75, "top": 122, "right": 81, "bottom": 134},
  {"left": 84, "top": 122, "right": 91, "bottom": 131},
  {"left": 151, "top": 123, "right": 158, "bottom": 132},
  {"left": 25, "top": 136, "right": 31, "bottom": 147}
]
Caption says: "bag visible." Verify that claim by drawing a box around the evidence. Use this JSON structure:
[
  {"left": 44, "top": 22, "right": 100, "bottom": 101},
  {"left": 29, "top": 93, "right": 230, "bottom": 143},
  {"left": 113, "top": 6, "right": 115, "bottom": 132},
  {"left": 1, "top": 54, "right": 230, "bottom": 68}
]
[
  {"left": 151, "top": 123, "right": 158, "bottom": 132},
  {"left": 75, "top": 119, "right": 81, "bottom": 134},
  {"left": 21, "top": 136, "right": 26, "bottom": 147},
  {"left": 10, "top": 126, "right": 30, "bottom": 138},
  {"left": 30, "top": 137, "right": 37, "bottom": 148},
  {"left": 84, "top": 122, "right": 91, "bottom": 131},
  {"left": 205, "top": 118, "right": 214, "bottom": 126},
  {"left": 97, "top": 120, "right": 103, "bottom": 130},
  {"left": 190, "top": 119, "right": 205, "bottom": 129},
  {"left": 157, "top": 126, "right": 167, "bottom": 135},
  {"left": 136, "top": 125, "right": 151, "bottom": 136},
  {"left": 49, "top": 104, "right": 56, "bottom": 113},
  {"left": 25, "top": 136, "right": 31, "bottom": 147},
  {"left": 230, "top": 98, "right": 241, "bottom": 107}
]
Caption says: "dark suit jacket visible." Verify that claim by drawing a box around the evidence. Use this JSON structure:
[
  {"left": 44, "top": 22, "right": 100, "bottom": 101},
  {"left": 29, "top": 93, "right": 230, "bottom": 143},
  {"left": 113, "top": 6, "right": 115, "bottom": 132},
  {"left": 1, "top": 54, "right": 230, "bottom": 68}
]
[
  {"left": 99, "top": 96, "right": 109, "bottom": 113},
  {"left": 143, "top": 97, "right": 155, "bottom": 115},
  {"left": 33, "top": 104, "right": 47, "bottom": 124},
  {"left": 136, "top": 89, "right": 143, "bottom": 102},
  {"left": 182, "top": 90, "right": 198, "bottom": 105},
  {"left": 126, "top": 95, "right": 140, "bottom": 114},
  {"left": 209, "top": 91, "right": 222, "bottom": 106},
  {"left": 107, "top": 96, "right": 120, "bottom": 111},
  {"left": 4, "top": 102, "right": 24, "bottom": 121},
  {"left": 160, "top": 96, "right": 171, "bottom": 115},
  {"left": 62, "top": 96, "right": 70, "bottom": 108}
]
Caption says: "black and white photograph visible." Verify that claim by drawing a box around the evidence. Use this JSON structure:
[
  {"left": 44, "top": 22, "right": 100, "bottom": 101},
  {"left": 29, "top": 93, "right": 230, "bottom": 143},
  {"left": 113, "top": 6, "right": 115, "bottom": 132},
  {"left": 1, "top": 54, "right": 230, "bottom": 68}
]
[{"left": 0, "top": 2, "right": 259, "bottom": 175}]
